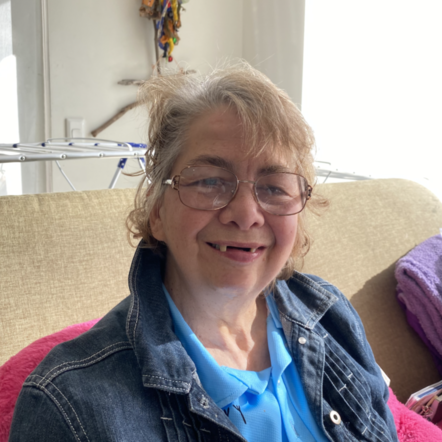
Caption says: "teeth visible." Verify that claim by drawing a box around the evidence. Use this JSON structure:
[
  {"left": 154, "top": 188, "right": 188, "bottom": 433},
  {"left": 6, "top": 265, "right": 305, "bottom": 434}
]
[{"left": 212, "top": 243, "right": 257, "bottom": 253}]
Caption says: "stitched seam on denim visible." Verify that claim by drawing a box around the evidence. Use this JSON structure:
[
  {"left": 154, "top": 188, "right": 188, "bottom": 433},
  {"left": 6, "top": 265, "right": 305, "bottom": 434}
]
[
  {"left": 324, "top": 373, "right": 385, "bottom": 442},
  {"left": 278, "top": 310, "right": 311, "bottom": 328},
  {"left": 325, "top": 350, "right": 371, "bottom": 419},
  {"left": 324, "top": 367, "right": 388, "bottom": 439},
  {"left": 126, "top": 291, "right": 135, "bottom": 342},
  {"left": 323, "top": 338, "right": 371, "bottom": 397},
  {"left": 157, "top": 389, "right": 176, "bottom": 441},
  {"left": 361, "top": 411, "right": 390, "bottom": 437},
  {"left": 325, "top": 359, "right": 371, "bottom": 416},
  {"left": 144, "top": 383, "right": 189, "bottom": 393},
  {"left": 167, "top": 394, "right": 183, "bottom": 442},
  {"left": 368, "top": 414, "right": 389, "bottom": 439},
  {"left": 143, "top": 375, "right": 191, "bottom": 384},
  {"left": 274, "top": 284, "right": 313, "bottom": 328},
  {"left": 126, "top": 248, "right": 138, "bottom": 344},
  {"left": 43, "top": 379, "right": 91, "bottom": 442},
  {"left": 291, "top": 276, "right": 328, "bottom": 314},
  {"left": 325, "top": 354, "right": 370, "bottom": 406},
  {"left": 286, "top": 275, "right": 338, "bottom": 326},
  {"left": 292, "top": 275, "right": 339, "bottom": 314},
  {"left": 131, "top": 251, "right": 141, "bottom": 346},
  {"left": 292, "top": 272, "right": 338, "bottom": 300},
  {"left": 329, "top": 370, "right": 388, "bottom": 439},
  {"left": 132, "top": 254, "right": 141, "bottom": 345},
  {"left": 326, "top": 347, "right": 371, "bottom": 419},
  {"left": 188, "top": 402, "right": 203, "bottom": 442},
  {"left": 38, "top": 342, "right": 132, "bottom": 386},
  {"left": 177, "top": 393, "right": 194, "bottom": 441},
  {"left": 191, "top": 411, "right": 247, "bottom": 442},
  {"left": 21, "top": 382, "right": 83, "bottom": 442}
]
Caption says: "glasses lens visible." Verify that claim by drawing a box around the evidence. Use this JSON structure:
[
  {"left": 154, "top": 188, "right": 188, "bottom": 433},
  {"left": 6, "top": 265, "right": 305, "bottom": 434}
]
[
  {"left": 255, "top": 173, "right": 307, "bottom": 215},
  {"left": 178, "top": 166, "right": 237, "bottom": 210}
]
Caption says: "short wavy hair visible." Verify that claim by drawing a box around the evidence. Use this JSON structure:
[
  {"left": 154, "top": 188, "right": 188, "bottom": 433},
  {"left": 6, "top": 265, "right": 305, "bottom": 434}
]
[{"left": 126, "top": 61, "right": 327, "bottom": 280}]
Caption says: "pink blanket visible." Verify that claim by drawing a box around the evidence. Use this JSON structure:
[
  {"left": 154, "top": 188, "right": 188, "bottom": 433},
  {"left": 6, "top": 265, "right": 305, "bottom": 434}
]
[
  {"left": 0, "top": 319, "right": 99, "bottom": 440},
  {"left": 1, "top": 319, "right": 442, "bottom": 441}
]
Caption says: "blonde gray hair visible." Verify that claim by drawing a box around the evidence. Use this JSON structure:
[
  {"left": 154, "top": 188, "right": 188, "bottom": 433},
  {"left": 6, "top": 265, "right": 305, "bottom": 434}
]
[{"left": 126, "top": 62, "right": 327, "bottom": 280}]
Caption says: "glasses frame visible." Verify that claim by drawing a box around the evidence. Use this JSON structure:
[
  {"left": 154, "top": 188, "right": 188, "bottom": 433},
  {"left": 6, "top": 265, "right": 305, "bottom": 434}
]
[{"left": 163, "top": 166, "right": 313, "bottom": 216}]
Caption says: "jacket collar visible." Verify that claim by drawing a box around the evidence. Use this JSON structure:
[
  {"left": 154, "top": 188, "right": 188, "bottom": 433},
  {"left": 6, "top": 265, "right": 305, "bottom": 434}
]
[
  {"left": 274, "top": 273, "right": 338, "bottom": 329},
  {"left": 126, "top": 244, "right": 337, "bottom": 394},
  {"left": 126, "top": 243, "right": 196, "bottom": 394}
]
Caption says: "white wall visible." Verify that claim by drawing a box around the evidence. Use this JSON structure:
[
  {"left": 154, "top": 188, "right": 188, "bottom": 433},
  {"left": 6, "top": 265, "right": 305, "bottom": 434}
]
[
  {"left": 303, "top": 0, "right": 442, "bottom": 199},
  {"left": 47, "top": 0, "right": 244, "bottom": 192},
  {"left": 243, "top": 0, "right": 305, "bottom": 107}
]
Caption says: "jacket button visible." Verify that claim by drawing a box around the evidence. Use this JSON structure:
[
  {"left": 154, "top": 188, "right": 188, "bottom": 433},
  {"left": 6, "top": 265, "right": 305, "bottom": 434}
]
[
  {"left": 329, "top": 410, "right": 341, "bottom": 425},
  {"left": 298, "top": 337, "right": 307, "bottom": 344},
  {"left": 199, "top": 396, "right": 210, "bottom": 409}
]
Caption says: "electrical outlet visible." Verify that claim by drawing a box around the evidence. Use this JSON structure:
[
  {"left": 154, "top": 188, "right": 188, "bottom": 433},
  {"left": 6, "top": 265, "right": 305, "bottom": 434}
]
[{"left": 65, "top": 118, "right": 85, "bottom": 138}]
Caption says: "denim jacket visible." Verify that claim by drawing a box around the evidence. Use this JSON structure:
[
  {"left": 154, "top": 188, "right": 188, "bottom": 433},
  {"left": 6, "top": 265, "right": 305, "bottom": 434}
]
[{"left": 10, "top": 246, "right": 398, "bottom": 442}]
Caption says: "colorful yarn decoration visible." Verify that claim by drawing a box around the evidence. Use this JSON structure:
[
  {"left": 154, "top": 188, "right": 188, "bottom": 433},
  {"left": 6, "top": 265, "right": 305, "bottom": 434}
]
[{"left": 140, "top": 0, "right": 187, "bottom": 62}]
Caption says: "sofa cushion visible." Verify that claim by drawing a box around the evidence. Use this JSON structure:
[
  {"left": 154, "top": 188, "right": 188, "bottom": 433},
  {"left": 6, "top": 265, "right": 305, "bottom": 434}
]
[
  {"left": 0, "top": 319, "right": 100, "bottom": 442},
  {"left": 0, "top": 188, "right": 135, "bottom": 366}
]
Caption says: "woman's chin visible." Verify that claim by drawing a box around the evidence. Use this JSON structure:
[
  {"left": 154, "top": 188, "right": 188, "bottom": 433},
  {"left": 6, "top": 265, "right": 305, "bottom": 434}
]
[{"left": 205, "top": 273, "right": 271, "bottom": 296}]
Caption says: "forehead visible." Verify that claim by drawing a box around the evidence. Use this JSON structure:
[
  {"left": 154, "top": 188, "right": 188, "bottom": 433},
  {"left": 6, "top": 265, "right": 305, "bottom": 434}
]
[{"left": 174, "top": 107, "right": 295, "bottom": 173}]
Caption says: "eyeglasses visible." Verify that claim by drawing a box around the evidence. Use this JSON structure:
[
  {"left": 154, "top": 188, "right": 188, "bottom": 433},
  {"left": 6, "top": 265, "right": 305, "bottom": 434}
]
[{"left": 163, "top": 166, "right": 312, "bottom": 216}]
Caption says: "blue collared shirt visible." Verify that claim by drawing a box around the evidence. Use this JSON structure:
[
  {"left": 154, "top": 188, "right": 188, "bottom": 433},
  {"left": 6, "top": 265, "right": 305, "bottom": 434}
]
[{"left": 163, "top": 285, "right": 329, "bottom": 442}]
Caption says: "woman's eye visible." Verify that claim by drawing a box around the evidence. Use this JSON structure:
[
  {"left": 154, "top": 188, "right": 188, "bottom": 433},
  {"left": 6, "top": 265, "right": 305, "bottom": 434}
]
[
  {"left": 202, "top": 177, "right": 222, "bottom": 186},
  {"left": 259, "top": 185, "right": 286, "bottom": 196},
  {"left": 184, "top": 177, "right": 226, "bottom": 188}
]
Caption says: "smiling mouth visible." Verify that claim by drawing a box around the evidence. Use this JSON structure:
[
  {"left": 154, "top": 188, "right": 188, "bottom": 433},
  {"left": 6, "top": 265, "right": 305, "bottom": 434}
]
[{"left": 208, "top": 243, "right": 258, "bottom": 253}]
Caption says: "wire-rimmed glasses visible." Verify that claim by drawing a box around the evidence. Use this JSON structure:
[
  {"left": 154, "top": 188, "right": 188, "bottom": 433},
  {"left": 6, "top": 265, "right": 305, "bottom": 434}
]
[{"left": 163, "top": 166, "right": 312, "bottom": 216}]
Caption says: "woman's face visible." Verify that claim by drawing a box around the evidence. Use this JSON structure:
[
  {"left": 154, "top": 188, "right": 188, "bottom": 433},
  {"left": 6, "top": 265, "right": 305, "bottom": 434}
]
[{"left": 150, "top": 108, "right": 299, "bottom": 298}]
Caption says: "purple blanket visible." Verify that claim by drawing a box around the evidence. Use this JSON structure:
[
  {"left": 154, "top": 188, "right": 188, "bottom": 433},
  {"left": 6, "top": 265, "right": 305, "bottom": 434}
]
[{"left": 395, "top": 234, "right": 442, "bottom": 368}]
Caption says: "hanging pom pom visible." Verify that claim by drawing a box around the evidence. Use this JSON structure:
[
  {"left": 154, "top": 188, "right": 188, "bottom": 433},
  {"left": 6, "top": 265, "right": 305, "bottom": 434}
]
[{"left": 168, "top": 55, "right": 173, "bottom": 62}]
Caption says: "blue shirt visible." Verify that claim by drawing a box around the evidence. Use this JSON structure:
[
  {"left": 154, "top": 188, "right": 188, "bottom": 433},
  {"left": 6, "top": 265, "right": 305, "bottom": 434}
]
[{"left": 163, "top": 286, "right": 329, "bottom": 442}]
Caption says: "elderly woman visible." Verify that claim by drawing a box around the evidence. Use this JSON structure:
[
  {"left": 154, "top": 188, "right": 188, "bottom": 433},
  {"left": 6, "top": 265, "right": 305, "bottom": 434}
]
[{"left": 10, "top": 64, "right": 398, "bottom": 442}]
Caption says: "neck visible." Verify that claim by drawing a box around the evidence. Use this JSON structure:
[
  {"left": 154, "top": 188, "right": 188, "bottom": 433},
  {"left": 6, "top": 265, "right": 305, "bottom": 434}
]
[{"left": 164, "top": 273, "right": 271, "bottom": 371}]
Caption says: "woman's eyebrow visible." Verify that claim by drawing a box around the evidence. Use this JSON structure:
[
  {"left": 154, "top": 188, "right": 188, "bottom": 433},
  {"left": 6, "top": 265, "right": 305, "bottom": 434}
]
[
  {"left": 258, "top": 164, "right": 292, "bottom": 175},
  {"left": 187, "top": 155, "right": 233, "bottom": 169},
  {"left": 187, "top": 155, "right": 292, "bottom": 175}
]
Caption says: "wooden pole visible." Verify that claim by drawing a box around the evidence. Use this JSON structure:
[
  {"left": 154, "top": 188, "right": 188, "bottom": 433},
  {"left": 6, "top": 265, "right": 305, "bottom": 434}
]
[
  {"left": 91, "top": 101, "right": 140, "bottom": 138},
  {"left": 153, "top": 19, "right": 161, "bottom": 75}
]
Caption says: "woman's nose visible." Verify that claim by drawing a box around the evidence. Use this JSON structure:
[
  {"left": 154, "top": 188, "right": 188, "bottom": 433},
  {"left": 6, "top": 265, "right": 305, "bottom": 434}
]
[{"left": 218, "top": 181, "right": 266, "bottom": 230}]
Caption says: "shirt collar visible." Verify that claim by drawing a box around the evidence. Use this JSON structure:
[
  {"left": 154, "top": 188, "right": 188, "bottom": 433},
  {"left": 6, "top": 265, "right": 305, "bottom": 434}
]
[
  {"left": 163, "top": 284, "right": 295, "bottom": 406},
  {"left": 162, "top": 284, "right": 248, "bottom": 408}
]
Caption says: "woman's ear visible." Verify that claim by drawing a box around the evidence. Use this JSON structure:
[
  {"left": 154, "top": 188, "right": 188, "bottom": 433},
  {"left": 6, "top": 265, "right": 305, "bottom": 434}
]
[{"left": 149, "top": 201, "right": 166, "bottom": 243}]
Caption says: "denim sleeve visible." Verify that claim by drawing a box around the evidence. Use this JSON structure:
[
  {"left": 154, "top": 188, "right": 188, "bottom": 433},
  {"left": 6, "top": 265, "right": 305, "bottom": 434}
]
[
  {"left": 308, "top": 275, "right": 398, "bottom": 441},
  {"left": 9, "top": 387, "right": 77, "bottom": 442}
]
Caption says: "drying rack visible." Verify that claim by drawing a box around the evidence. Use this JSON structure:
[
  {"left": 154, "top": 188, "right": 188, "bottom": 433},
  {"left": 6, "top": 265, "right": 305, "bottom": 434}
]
[
  {"left": 0, "top": 138, "right": 371, "bottom": 191},
  {"left": 314, "top": 161, "right": 371, "bottom": 183},
  {"left": 0, "top": 138, "right": 147, "bottom": 190}
]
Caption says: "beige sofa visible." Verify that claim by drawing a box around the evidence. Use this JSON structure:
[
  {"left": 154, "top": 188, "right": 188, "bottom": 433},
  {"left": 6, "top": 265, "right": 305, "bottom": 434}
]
[{"left": 1, "top": 178, "right": 441, "bottom": 403}]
